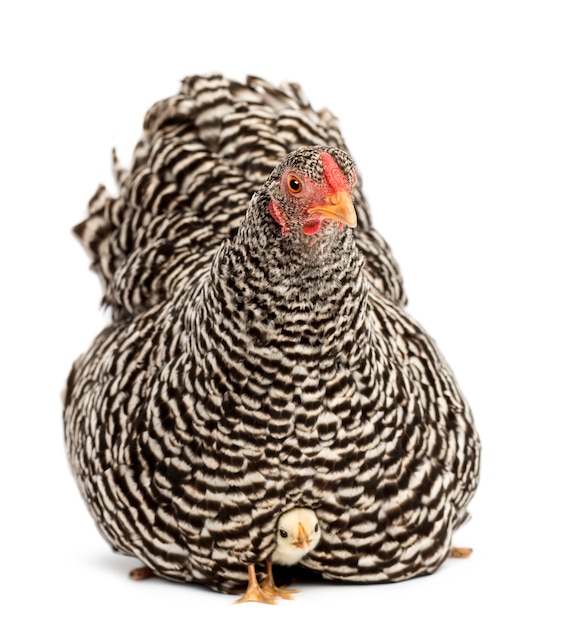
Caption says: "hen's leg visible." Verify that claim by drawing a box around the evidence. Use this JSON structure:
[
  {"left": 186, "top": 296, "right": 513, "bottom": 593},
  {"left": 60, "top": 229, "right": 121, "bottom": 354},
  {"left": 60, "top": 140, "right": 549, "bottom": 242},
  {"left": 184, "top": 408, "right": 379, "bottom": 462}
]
[
  {"left": 450, "top": 547, "right": 473, "bottom": 558},
  {"left": 129, "top": 566, "right": 156, "bottom": 580}
]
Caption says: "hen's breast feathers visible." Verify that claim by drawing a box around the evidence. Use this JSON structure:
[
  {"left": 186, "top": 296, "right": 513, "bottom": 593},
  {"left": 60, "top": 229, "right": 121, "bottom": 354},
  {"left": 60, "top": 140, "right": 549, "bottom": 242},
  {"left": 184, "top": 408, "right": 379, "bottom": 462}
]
[{"left": 73, "top": 74, "right": 405, "bottom": 321}]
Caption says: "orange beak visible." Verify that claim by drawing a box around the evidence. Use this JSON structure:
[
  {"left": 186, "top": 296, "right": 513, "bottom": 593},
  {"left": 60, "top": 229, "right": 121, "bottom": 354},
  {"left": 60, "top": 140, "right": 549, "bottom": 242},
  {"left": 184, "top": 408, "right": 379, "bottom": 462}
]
[
  {"left": 308, "top": 190, "right": 357, "bottom": 228},
  {"left": 293, "top": 522, "right": 311, "bottom": 551}
]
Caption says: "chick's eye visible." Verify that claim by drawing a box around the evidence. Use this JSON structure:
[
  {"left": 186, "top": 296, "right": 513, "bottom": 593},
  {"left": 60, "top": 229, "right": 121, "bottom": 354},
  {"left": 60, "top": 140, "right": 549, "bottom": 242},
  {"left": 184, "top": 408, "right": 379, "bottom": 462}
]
[
  {"left": 314, "top": 524, "right": 319, "bottom": 533},
  {"left": 288, "top": 176, "right": 302, "bottom": 194},
  {"left": 279, "top": 529, "right": 288, "bottom": 539}
]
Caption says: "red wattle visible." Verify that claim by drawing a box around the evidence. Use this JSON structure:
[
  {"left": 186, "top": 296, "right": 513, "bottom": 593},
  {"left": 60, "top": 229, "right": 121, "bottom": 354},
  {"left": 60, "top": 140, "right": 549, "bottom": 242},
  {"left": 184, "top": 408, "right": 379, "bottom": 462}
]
[{"left": 302, "top": 219, "right": 323, "bottom": 236}]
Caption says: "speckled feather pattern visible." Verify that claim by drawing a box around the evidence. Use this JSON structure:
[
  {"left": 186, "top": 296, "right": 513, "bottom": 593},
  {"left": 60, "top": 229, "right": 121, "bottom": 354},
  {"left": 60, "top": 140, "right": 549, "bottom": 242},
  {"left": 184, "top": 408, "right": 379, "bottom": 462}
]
[{"left": 64, "top": 74, "right": 480, "bottom": 594}]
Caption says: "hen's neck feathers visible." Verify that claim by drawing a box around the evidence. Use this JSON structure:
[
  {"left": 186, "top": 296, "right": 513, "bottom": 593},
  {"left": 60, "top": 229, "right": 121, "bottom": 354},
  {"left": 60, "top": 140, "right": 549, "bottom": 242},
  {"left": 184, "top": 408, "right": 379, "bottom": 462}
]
[{"left": 194, "top": 190, "right": 370, "bottom": 358}]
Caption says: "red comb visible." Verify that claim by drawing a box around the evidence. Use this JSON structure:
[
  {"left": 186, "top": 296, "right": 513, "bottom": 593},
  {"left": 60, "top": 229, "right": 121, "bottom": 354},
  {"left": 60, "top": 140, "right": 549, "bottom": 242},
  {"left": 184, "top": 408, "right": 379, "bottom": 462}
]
[{"left": 321, "top": 152, "right": 349, "bottom": 192}]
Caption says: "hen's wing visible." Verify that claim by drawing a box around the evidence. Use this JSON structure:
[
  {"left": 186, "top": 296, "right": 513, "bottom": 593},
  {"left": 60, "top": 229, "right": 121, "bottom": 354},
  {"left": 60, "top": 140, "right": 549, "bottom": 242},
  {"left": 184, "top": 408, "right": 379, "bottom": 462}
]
[{"left": 73, "top": 74, "right": 406, "bottom": 322}]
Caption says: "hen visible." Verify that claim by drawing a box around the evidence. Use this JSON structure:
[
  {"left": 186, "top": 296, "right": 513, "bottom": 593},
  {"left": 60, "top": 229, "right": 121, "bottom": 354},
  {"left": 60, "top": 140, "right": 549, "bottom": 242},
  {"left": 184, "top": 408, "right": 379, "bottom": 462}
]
[{"left": 64, "top": 74, "right": 480, "bottom": 598}]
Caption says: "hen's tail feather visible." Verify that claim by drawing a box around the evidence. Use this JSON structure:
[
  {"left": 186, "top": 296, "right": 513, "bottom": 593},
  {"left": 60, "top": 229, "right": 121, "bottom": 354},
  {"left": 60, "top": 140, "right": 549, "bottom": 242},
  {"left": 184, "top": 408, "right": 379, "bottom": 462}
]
[{"left": 74, "top": 73, "right": 406, "bottom": 319}]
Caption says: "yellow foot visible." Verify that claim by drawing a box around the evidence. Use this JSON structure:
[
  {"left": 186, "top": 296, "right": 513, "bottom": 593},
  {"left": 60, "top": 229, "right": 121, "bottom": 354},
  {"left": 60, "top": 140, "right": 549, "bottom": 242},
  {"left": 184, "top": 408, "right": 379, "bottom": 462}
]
[
  {"left": 235, "top": 586, "right": 276, "bottom": 605},
  {"left": 129, "top": 566, "right": 156, "bottom": 580},
  {"left": 450, "top": 547, "right": 473, "bottom": 558},
  {"left": 234, "top": 564, "right": 277, "bottom": 605},
  {"left": 261, "top": 580, "right": 299, "bottom": 601},
  {"left": 261, "top": 561, "right": 298, "bottom": 600}
]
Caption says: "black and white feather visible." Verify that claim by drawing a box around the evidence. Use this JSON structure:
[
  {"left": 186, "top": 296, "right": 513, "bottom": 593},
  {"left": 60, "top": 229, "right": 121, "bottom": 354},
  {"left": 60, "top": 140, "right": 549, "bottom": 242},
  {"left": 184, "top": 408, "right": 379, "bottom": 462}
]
[{"left": 64, "top": 74, "right": 480, "bottom": 595}]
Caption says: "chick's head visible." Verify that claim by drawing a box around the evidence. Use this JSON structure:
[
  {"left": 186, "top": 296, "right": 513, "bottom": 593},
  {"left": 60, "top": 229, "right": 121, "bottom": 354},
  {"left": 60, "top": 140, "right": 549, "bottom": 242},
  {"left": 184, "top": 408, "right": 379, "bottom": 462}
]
[{"left": 271, "top": 507, "right": 321, "bottom": 566}]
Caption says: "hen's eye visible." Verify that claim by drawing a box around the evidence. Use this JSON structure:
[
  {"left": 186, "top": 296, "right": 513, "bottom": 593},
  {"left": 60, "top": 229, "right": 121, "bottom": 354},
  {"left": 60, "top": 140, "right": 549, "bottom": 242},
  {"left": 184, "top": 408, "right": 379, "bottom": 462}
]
[
  {"left": 288, "top": 176, "right": 302, "bottom": 194},
  {"left": 279, "top": 529, "right": 288, "bottom": 538}
]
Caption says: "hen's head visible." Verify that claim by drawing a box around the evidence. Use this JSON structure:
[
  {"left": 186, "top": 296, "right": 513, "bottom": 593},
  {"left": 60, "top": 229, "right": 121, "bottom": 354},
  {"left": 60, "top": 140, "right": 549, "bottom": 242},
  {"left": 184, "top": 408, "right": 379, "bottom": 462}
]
[
  {"left": 262, "top": 146, "right": 357, "bottom": 240},
  {"left": 271, "top": 507, "right": 321, "bottom": 566}
]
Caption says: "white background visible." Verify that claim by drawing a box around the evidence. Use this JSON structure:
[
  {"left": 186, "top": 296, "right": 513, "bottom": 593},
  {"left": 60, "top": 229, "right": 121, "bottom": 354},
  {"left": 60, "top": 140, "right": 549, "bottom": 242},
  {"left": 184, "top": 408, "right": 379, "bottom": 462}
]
[{"left": 1, "top": 1, "right": 574, "bottom": 624}]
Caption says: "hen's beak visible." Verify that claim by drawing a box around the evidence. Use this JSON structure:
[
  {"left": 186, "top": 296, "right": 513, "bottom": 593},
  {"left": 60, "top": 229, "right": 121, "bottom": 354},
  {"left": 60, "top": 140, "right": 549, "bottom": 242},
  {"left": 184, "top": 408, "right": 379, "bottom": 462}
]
[
  {"left": 293, "top": 522, "right": 311, "bottom": 551},
  {"left": 308, "top": 190, "right": 357, "bottom": 228}
]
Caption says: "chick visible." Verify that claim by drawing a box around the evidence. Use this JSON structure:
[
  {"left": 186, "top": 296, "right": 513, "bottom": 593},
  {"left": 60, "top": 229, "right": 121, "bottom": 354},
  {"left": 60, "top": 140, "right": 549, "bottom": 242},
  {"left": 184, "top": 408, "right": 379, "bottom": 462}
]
[
  {"left": 270, "top": 507, "right": 321, "bottom": 566},
  {"left": 236, "top": 508, "right": 321, "bottom": 604}
]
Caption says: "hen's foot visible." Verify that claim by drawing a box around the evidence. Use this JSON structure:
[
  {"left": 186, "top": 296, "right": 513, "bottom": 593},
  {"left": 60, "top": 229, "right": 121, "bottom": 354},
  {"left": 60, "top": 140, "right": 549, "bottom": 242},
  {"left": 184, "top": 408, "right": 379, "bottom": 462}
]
[
  {"left": 234, "top": 564, "right": 276, "bottom": 605},
  {"left": 450, "top": 547, "right": 473, "bottom": 558},
  {"left": 129, "top": 566, "right": 156, "bottom": 580}
]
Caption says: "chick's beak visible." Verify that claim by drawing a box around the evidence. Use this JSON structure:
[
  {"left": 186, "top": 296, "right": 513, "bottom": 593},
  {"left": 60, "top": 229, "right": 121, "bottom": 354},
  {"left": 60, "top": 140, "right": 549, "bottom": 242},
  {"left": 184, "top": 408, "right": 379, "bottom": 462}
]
[
  {"left": 293, "top": 522, "right": 311, "bottom": 551},
  {"left": 308, "top": 190, "right": 357, "bottom": 228}
]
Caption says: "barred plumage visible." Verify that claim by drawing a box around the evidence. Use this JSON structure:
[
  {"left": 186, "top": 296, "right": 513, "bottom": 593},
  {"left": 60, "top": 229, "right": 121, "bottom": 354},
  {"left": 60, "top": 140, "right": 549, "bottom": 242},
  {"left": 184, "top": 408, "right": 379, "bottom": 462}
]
[{"left": 64, "top": 73, "right": 480, "bottom": 597}]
